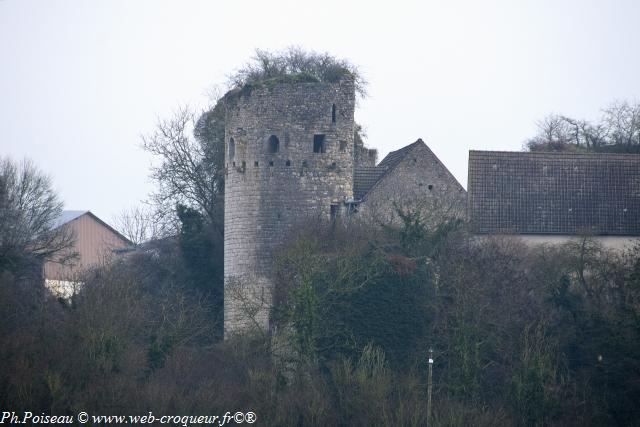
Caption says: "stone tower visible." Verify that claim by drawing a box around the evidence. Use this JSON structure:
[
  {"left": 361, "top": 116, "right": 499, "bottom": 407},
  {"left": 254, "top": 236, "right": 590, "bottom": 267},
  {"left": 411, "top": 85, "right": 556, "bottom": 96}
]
[{"left": 223, "top": 77, "right": 356, "bottom": 336}]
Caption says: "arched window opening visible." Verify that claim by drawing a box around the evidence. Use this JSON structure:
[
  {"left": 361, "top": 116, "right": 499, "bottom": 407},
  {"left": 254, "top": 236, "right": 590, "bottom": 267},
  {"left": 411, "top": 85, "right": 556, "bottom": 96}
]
[
  {"left": 331, "top": 104, "right": 337, "bottom": 123},
  {"left": 267, "top": 135, "right": 279, "bottom": 153},
  {"left": 228, "top": 138, "right": 235, "bottom": 160}
]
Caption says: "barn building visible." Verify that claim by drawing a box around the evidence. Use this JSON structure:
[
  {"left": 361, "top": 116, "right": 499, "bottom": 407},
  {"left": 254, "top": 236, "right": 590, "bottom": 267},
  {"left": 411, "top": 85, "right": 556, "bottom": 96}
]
[{"left": 44, "top": 210, "right": 131, "bottom": 298}]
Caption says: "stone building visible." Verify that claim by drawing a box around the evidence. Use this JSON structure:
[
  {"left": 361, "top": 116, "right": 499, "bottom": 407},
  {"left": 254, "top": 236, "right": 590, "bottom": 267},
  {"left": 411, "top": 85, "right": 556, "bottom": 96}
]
[
  {"left": 467, "top": 150, "right": 640, "bottom": 249},
  {"left": 223, "top": 77, "right": 357, "bottom": 335},
  {"left": 355, "top": 139, "right": 467, "bottom": 225},
  {"left": 222, "top": 77, "right": 464, "bottom": 336}
]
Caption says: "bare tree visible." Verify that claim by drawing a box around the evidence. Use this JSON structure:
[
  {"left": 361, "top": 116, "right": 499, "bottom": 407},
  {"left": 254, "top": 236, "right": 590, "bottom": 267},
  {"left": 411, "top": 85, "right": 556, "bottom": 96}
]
[
  {"left": 526, "top": 100, "right": 640, "bottom": 152},
  {"left": 0, "top": 157, "right": 75, "bottom": 274},
  {"left": 603, "top": 100, "right": 640, "bottom": 147},
  {"left": 142, "top": 103, "right": 225, "bottom": 235},
  {"left": 526, "top": 114, "right": 576, "bottom": 151},
  {"left": 112, "top": 206, "right": 160, "bottom": 245}
]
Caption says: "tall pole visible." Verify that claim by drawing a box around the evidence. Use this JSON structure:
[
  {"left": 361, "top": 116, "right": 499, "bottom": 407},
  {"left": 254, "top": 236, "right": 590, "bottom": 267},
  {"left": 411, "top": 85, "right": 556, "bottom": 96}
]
[{"left": 427, "top": 348, "right": 433, "bottom": 427}]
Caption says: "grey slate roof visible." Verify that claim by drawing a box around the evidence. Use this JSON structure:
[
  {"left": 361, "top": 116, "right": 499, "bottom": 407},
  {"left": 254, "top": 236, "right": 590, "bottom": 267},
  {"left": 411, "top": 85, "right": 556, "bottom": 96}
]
[
  {"left": 468, "top": 151, "right": 640, "bottom": 235},
  {"left": 51, "top": 210, "right": 133, "bottom": 245},
  {"left": 51, "top": 210, "right": 89, "bottom": 229},
  {"left": 353, "top": 140, "right": 424, "bottom": 200},
  {"left": 377, "top": 140, "right": 422, "bottom": 170},
  {"left": 353, "top": 166, "right": 387, "bottom": 199}
]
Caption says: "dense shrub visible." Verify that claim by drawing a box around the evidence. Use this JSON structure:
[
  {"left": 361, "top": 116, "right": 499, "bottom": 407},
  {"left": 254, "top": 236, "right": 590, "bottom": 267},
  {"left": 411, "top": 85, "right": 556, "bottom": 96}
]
[{"left": 1, "top": 213, "right": 639, "bottom": 426}]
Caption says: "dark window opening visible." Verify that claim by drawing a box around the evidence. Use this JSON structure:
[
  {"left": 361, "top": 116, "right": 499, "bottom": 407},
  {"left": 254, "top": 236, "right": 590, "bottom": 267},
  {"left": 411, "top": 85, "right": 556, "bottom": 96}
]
[
  {"left": 331, "top": 104, "right": 337, "bottom": 123},
  {"left": 285, "top": 160, "right": 291, "bottom": 166},
  {"left": 269, "top": 161, "right": 274, "bottom": 167},
  {"left": 302, "top": 160, "right": 308, "bottom": 168},
  {"left": 232, "top": 161, "right": 236, "bottom": 167},
  {"left": 254, "top": 161, "right": 259, "bottom": 167},
  {"left": 267, "top": 135, "right": 279, "bottom": 153},
  {"left": 339, "top": 140, "right": 347, "bottom": 152},
  {"left": 313, "top": 135, "right": 326, "bottom": 153},
  {"left": 427, "top": 184, "right": 433, "bottom": 190},
  {"left": 228, "top": 138, "right": 235, "bottom": 160},
  {"left": 330, "top": 204, "right": 339, "bottom": 222}
]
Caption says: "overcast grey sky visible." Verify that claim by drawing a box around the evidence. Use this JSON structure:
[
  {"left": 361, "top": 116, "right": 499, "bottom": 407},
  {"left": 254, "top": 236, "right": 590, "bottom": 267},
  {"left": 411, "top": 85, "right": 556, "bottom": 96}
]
[{"left": 2, "top": 0, "right": 639, "bottom": 223}]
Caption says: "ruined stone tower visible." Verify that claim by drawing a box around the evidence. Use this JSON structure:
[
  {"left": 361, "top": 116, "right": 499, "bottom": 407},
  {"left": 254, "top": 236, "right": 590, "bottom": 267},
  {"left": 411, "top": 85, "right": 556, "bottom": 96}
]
[{"left": 223, "top": 77, "right": 356, "bottom": 336}]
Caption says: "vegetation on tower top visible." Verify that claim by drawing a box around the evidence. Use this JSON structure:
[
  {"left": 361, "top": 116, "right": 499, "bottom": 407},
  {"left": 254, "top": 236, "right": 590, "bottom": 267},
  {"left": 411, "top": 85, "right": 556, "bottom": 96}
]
[{"left": 226, "top": 47, "right": 367, "bottom": 98}]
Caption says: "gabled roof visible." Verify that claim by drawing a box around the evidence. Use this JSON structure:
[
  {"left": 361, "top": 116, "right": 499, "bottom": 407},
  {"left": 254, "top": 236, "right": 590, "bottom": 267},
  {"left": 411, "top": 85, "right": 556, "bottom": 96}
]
[
  {"left": 354, "top": 139, "right": 465, "bottom": 201},
  {"left": 354, "top": 139, "right": 424, "bottom": 200},
  {"left": 377, "top": 140, "right": 423, "bottom": 170},
  {"left": 51, "top": 210, "right": 88, "bottom": 229},
  {"left": 52, "top": 210, "right": 133, "bottom": 245},
  {"left": 468, "top": 150, "right": 640, "bottom": 236},
  {"left": 353, "top": 166, "right": 387, "bottom": 199}
]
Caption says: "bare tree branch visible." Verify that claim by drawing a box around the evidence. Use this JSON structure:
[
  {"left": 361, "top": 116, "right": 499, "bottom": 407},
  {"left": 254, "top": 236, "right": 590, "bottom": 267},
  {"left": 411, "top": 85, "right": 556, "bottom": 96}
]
[{"left": 0, "top": 157, "right": 76, "bottom": 274}]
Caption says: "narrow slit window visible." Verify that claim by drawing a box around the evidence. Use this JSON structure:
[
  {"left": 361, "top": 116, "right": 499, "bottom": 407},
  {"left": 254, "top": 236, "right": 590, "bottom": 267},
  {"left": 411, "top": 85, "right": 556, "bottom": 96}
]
[
  {"left": 313, "top": 134, "right": 326, "bottom": 153},
  {"left": 228, "top": 138, "right": 235, "bottom": 160},
  {"left": 331, "top": 104, "right": 337, "bottom": 123},
  {"left": 267, "top": 135, "right": 279, "bottom": 153}
]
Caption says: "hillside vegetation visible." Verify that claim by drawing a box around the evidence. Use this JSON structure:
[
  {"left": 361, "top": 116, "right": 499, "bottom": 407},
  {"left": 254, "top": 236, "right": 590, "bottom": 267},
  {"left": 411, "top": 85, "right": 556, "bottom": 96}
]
[{"left": 2, "top": 211, "right": 639, "bottom": 426}]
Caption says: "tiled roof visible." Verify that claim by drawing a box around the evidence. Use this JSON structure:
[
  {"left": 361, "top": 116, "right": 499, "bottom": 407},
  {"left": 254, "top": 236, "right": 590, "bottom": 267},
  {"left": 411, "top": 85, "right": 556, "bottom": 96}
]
[
  {"left": 353, "top": 166, "right": 387, "bottom": 199},
  {"left": 353, "top": 140, "right": 423, "bottom": 200},
  {"left": 377, "top": 140, "right": 422, "bottom": 170},
  {"left": 468, "top": 151, "right": 640, "bottom": 235}
]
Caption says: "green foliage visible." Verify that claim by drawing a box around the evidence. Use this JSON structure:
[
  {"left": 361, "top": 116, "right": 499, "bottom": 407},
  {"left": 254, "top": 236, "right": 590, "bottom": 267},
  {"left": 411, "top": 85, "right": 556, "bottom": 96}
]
[
  {"left": 177, "top": 204, "right": 224, "bottom": 337},
  {"left": 273, "top": 218, "right": 640, "bottom": 425},
  {"left": 227, "top": 47, "right": 367, "bottom": 99},
  {"left": 508, "top": 323, "right": 559, "bottom": 426},
  {"left": 3, "top": 203, "right": 640, "bottom": 425},
  {"left": 143, "top": 104, "right": 224, "bottom": 233},
  {"left": 274, "top": 212, "right": 462, "bottom": 369}
]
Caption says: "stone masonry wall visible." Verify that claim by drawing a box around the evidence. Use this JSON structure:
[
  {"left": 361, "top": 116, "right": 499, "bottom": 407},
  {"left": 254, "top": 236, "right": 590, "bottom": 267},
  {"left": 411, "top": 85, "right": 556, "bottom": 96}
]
[
  {"left": 358, "top": 143, "right": 467, "bottom": 226},
  {"left": 223, "top": 78, "right": 355, "bottom": 336}
]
